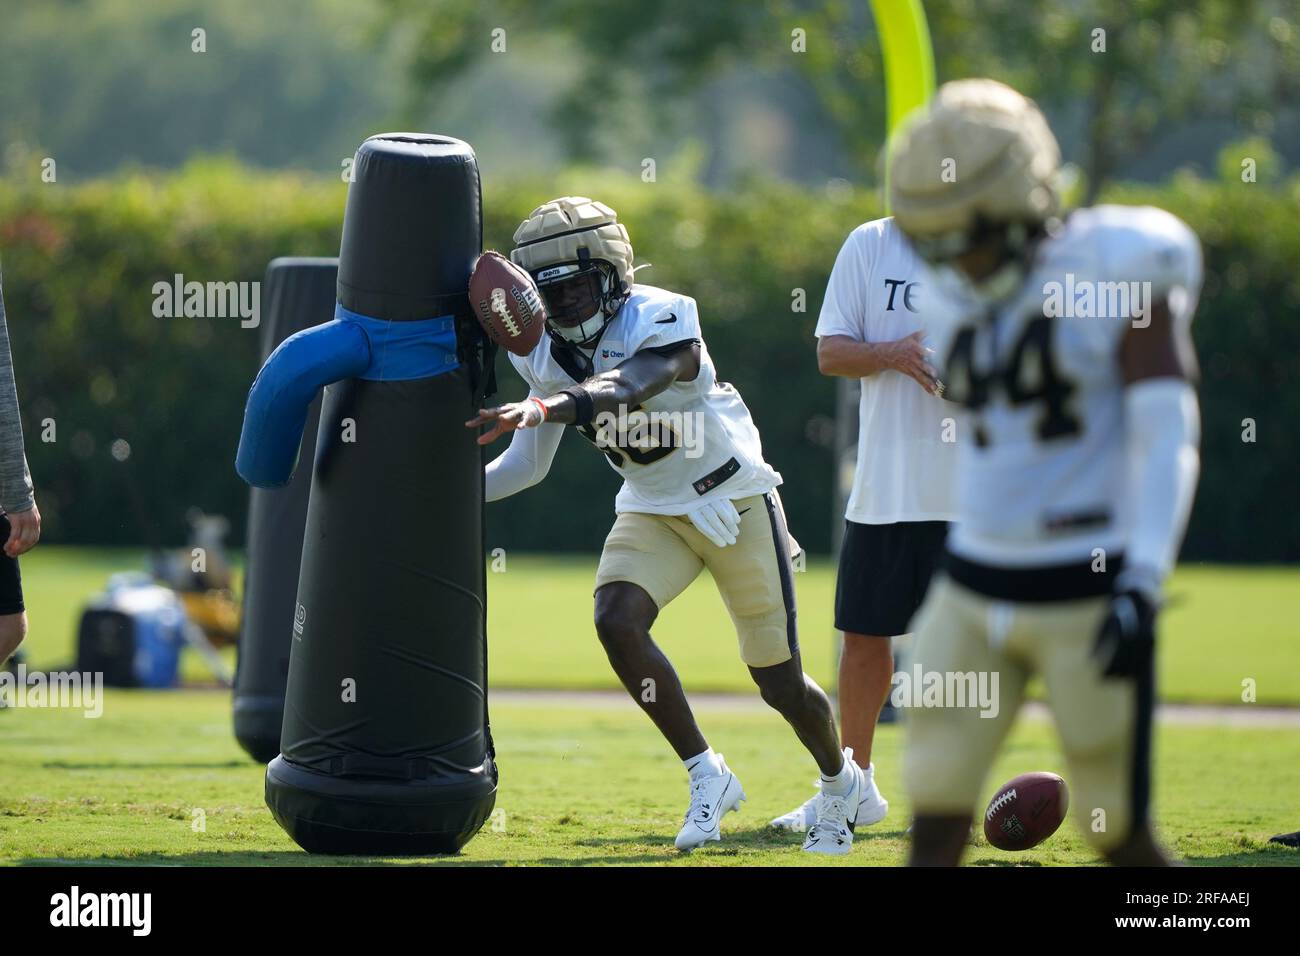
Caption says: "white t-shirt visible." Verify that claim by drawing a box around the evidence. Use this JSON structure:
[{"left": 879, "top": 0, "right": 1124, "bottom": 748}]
[
  {"left": 816, "top": 217, "right": 958, "bottom": 525},
  {"left": 510, "top": 284, "right": 781, "bottom": 515}
]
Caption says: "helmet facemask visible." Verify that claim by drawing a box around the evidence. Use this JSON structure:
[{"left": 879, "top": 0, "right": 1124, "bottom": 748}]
[
  {"left": 532, "top": 252, "right": 627, "bottom": 347},
  {"left": 914, "top": 217, "right": 1045, "bottom": 305}
]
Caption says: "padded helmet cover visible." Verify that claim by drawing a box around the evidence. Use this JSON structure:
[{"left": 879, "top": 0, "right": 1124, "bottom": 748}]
[
  {"left": 888, "top": 79, "right": 1061, "bottom": 242},
  {"left": 510, "top": 196, "right": 634, "bottom": 291}
]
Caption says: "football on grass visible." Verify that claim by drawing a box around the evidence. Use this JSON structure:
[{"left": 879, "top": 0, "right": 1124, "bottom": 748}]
[
  {"left": 469, "top": 251, "right": 546, "bottom": 356},
  {"left": 983, "top": 771, "right": 1069, "bottom": 851}
]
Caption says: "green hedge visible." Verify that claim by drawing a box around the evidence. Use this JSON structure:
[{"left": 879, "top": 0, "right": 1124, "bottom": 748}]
[
  {"left": 0, "top": 160, "right": 1296, "bottom": 560},
  {"left": 1104, "top": 174, "right": 1300, "bottom": 563},
  {"left": 0, "top": 160, "right": 344, "bottom": 548}
]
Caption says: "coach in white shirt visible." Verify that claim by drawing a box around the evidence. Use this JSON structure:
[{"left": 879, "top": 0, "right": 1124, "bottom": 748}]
[{"left": 771, "top": 216, "right": 958, "bottom": 832}]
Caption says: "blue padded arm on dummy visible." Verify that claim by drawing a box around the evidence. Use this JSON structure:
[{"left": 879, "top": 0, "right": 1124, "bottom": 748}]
[{"left": 236, "top": 319, "right": 371, "bottom": 488}]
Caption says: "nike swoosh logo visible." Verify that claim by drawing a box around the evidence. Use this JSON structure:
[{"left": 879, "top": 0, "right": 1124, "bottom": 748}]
[
  {"left": 696, "top": 777, "right": 733, "bottom": 833},
  {"left": 654, "top": 313, "right": 678, "bottom": 324},
  {"left": 737, "top": 508, "right": 751, "bottom": 516}
]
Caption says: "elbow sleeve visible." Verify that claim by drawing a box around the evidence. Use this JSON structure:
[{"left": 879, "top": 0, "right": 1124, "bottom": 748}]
[
  {"left": 484, "top": 421, "right": 562, "bottom": 501},
  {"left": 1123, "top": 378, "right": 1200, "bottom": 588},
  {"left": 484, "top": 446, "right": 541, "bottom": 502}
]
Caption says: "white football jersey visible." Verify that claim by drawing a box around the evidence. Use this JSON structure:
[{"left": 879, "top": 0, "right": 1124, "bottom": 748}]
[
  {"left": 816, "top": 217, "right": 958, "bottom": 524},
  {"left": 921, "top": 205, "right": 1203, "bottom": 567},
  {"left": 509, "top": 284, "right": 781, "bottom": 515}
]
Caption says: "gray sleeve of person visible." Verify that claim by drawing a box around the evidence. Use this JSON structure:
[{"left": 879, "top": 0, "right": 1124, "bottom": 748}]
[{"left": 0, "top": 262, "right": 34, "bottom": 514}]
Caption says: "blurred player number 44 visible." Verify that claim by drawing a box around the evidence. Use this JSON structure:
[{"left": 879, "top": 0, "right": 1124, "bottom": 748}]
[{"left": 469, "top": 251, "right": 547, "bottom": 356}]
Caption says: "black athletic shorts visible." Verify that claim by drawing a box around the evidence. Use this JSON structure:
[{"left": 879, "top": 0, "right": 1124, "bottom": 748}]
[
  {"left": 834, "top": 520, "right": 949, "bottom": 637},
  {"left": 0, "top": 515, "right": 23, "bottom": 615}
]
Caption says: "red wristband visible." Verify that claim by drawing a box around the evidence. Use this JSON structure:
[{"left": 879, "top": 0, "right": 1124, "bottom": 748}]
[{"left": 527, "top": 397, "right": 549, "bottom": 423}]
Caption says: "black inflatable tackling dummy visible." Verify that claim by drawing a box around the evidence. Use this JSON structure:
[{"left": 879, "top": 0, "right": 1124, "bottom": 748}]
[
  {"left": 236, "top": 135, "right": 497, "bottom": 854},
  {"left": 233, "top": 258, "right": 338, "bottom": 762}
]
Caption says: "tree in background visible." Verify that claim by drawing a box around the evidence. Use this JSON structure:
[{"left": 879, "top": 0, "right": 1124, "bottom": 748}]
[
  {"left": 382, "top": 0, "right": 1298, "bottom": 194},
  {"left": 3, "top": 0, "right": 1293, "bottom": 190},
  {"left": 381, "top": 0, "right": 880, "bottom": 180},
  {"left": 0, "top": 0, "right": 403, "bottom": 178},
  {"left": 924, "top": 0, "right": 1298, "bottom": 200}
]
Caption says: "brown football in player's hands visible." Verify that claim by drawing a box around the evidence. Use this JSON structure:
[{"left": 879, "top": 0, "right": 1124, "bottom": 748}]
[
  {"left": 468, "top": 251, "right": 547, "bottom": 356},
  {"left": 983, "top": 771, "right": 1069, "bottom": 851}
]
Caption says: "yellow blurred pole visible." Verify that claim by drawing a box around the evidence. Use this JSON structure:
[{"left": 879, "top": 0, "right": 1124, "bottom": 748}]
[{"left": 870, "top": 0, "right": 936, "bottom": 212}]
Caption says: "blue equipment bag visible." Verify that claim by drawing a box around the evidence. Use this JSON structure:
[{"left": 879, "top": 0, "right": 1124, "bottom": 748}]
[{"left": 76, "top": 574, "right": 187, "bottom": 688}]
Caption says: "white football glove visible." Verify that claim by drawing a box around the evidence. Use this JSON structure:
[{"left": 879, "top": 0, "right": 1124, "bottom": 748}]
[{"left": 687, "top": 498, "right": 742, "bottom": 548}]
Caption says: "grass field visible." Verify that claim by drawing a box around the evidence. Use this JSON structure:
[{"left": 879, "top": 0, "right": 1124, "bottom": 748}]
[
  {"left": 15, "top": 547, "right": 1300, "bottom": 704},
  {"left": 5, "top": 546, "right": 1296, "bottom": 867},
  {"left": 2, "top": 689, "right": 1298, "bottom": 867}
]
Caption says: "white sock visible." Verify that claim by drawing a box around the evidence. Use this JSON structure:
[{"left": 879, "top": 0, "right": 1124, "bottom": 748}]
[
  {"left": 821, "top": 754, "right": 856, "bottom": 796},
  {"left": 684, "top": 747, "right": 723, "bottom": 779}
]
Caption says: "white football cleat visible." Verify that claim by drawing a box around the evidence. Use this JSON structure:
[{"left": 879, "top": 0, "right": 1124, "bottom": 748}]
[
  {"left": 768, "top": 782, "right": 820, "bottom": 832},
  {"left": 802, "top": 750, "right": 865, "bottom": 856},
  {"left": 856, "top": 762, "right": 890, "bottom": 827},
  {"left": 675, "top": 758, "right": 746, "bottom": 851},
  {"left": 771, "top": 762, "right": 889, "bottom": 832}
]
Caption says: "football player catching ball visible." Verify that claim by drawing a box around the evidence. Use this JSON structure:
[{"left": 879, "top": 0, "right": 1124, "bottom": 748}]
[{"left": 468, "top": 197, "right": 862, "bottom": 854}]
